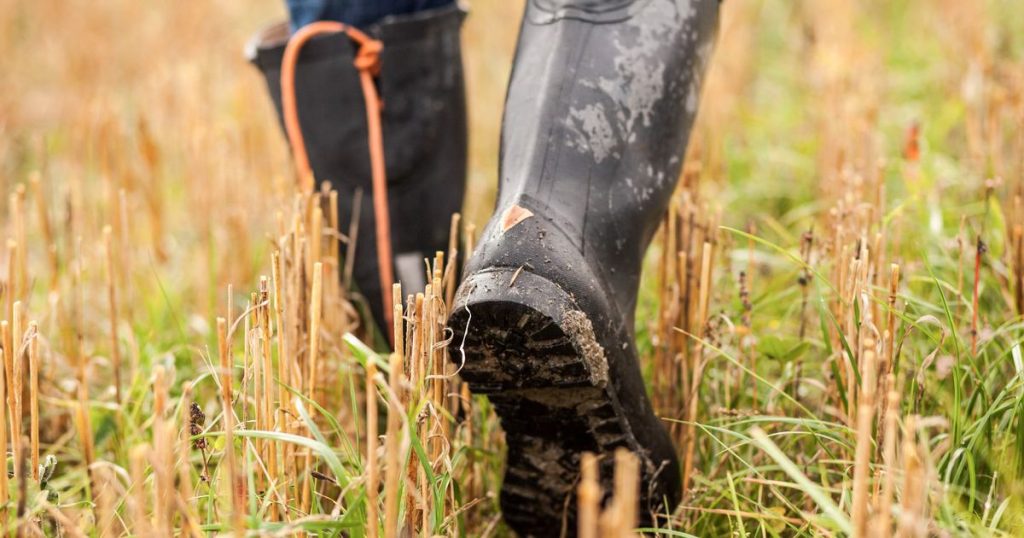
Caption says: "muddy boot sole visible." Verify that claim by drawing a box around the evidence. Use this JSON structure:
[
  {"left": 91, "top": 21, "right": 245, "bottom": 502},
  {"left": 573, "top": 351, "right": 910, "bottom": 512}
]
[{"left": 449, "top": 267, "right": 664, "bottom": 536}]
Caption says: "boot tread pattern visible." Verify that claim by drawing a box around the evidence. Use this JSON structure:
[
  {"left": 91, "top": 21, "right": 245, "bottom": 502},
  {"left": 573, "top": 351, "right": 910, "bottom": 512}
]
[{"left": 451, "top": 297, "right": 645, "bottom": 536}]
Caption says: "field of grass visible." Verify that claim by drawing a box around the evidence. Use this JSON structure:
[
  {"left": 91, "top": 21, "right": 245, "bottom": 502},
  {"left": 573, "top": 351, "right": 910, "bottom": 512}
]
[{"left": 1, "top": 0, "right": 1024, "bottom": 535}]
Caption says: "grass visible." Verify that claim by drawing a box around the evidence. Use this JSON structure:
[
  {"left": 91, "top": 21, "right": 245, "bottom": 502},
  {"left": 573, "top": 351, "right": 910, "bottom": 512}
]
[{"left": 1, "top": 0, "right": 1023, "bottom": 535}]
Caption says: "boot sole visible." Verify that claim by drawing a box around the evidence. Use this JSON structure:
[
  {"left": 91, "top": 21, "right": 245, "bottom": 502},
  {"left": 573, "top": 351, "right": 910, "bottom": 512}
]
[{"left": 449, "top": 268, "right": 655, "bottom": 536}]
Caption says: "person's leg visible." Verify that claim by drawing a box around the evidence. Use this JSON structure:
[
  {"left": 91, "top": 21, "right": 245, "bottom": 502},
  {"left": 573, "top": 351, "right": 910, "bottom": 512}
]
[
  {"left": 249, "top": 3, "right": 467, "bottom": 336},
  {"left": 285, "top": 0, "right": 455, "bottom": 31},
  {"left": 449, "top": 0, "right": 720, "bottom": 533}
]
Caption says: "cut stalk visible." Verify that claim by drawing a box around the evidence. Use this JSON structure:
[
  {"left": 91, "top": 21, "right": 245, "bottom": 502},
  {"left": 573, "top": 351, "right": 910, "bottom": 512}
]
[
  {"left": 0, "top": 321, "right": 8, "bottom": 520},
  {"left": 383, "top": 350, "right": 404, "bottom": 538},
  {"left": 129, "top": 444, "right": 152, "bottom": 535},
  {"left": 852, "top": 340, "right": 877, "bottom": 537},
  {"left": 217, "top": 317, "right": 244, "bottom": 537},
  {"left": 897, "top": 416, "right": 924, "bottom": 538},
  {"left": 876, "top": 380, "right": 899, "bottom": 538},
  {"left": 577, "top": 452, "right": 600, "bottom": 538},
  {"left": 103, "top": 226, "right": 123, "bottom": 404},
  {"left": 366, "top": 359, "right": 380, "bottom": 538},
  {"left": 301, "top": 262, "right": 323, "bottom": 514},
  {"left": 28, "top": 173, "right": 58, "bottom": 291},
  {"left": 28, "top": 323, "right": 38, "bottom": 482},
  {"left": 682, "top": 241, "right": 713, "bottom": 494},
  {"left": 258, "top": 277, "right": 279, "bottom": 520},
  {"left": 614, "top": 448, "right": 639, "bottom": 537},
  {"left": 152, "top": 366, "right": 171, "bottom": 536},
  {"left": 970, "top": 236, "right": 984, "bottom": 355},
  {"left": 11, "top": 301, "right": 24, "bottom": 485}
]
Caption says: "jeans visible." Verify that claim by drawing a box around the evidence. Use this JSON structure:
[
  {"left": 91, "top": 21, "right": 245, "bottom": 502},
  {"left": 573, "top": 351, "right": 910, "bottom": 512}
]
[{"left": 286, "top": 0, "right": 455, "bottom": 31}]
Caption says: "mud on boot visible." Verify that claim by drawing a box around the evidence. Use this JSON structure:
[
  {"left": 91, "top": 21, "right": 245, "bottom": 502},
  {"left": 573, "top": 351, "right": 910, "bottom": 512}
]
[{"left": 448, "top": 0, "right": 720, "bottom": 534}]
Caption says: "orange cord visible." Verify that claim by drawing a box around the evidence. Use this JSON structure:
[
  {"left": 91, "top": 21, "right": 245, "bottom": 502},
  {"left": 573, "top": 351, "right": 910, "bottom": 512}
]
[{"left": 281, "top": 22, "right": 395, "bottom": 343}]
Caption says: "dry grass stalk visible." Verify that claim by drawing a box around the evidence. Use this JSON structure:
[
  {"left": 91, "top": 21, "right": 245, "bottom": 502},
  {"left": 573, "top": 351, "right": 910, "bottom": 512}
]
[
  {"left": 129, "top": 444, "right": 153, "bottom": 536},
  {"left": 176, "top": 382, "right": 202, "bottom": 537},
  {"left": 328, "top": 190, "right": 340, "bottom": 274},
  {"left": 0, "top": 322, "right": 8, "bottom": 519},
  {"left": 74, "top": 378, "right": 97, "bottom": 523},
  {"left": 577, "top": 452, "right": 601, "bottom": 538},
  {"left": 28, "top": 173, "right": 58, "bottom": 291},
  {"left": 307, "top": 262, "right": 324, "bottom": 402},
  {"left": 851, "top": 339, "right": 877, "bottom": 537},
  {"left": 94, "top": 466, "right": 119, "bottom": 538},
  {"left": 613, "top": 449, "right": 639, "bottom": 537},
  {"left": 271, "top": 251, "right": 290, "bottom": 423},
  {"left": 38, "top": 499, "right": 87, "bottom": 538},
  {"left": 739, "top": 220, "right": 756, "bottom": 408},
  {"left": 464, "top": 222, "right": 477, "bottom": 260},
  {"left": 9, "top": 188, "right": 26, "bottom": 306},
  {"left": 884, "top": 263, "right": 900, "bottom": 372},
  {"left": 102, "top": 226, "right": 122, "bottom": 404},
  {"left": 682, "top": 241, "right": 713, "bottom": 494},
  {"left": 793, "top": 229, "right": 815, "bottom": 396},
  {"left": 28, "top": 322, "right": 38, "bottom": 482},
  {"left": 599, "top": 448, "right": 640, "bottom": 537},
  {"left": 366, "top": 358, "right": 380, "bottom": 537},
  {"left": 445, "top": 214, "right": 461, "bottom": 308},
  {"left": 257, "top": 277, "right": 280, "bottom": 521},
  {"left": 242, "top": 293, "right": 255, "bottom": 464},
  {"left": 651, "top": 187, "right": 718, "bottom": 455},
  {"left": 4, "top": 241, "right": 14, "bottom": 324},
  {"left": 875, "top": 379, "right": 900, "bottom": 538},
  {"left": 11, "top": 301, "right": 23, "bottom": 484},
  {"left": 152, "top": 365, "right": 173, "bottom": 536},
  {"left": 420, "top": 285, "right": 433, "bottom": 532},
  {"left": 431, "top": 253, "right": 451, "bottom": 466},
  {"left": 970, "top": 234, "right": 984, "bottom": 355},
  {"left": 310, "top": 204, "right": 323, "bottom": 274},
  {"left": 217, "top": 317, "right": 245, "bottom": 536},
  {"left": 1012, "top": 223, "right": 1024, "bottom": 315},
  {"left": 325, "top": 189, "right": 342, "bottom": 331},
  {"left": 876, "top": 264, "right": 901, "bottom": 459},
  {"left": 383, "top": 349, "right": 404, "bottom": 538},
  {"left": 384, "top": 282, "right": 403, "bottom": 535},
  {"left": 393, "top": 283, "right": 404, "bottom": 353},
  {"left": 408, "top": 288, "right": 426, "bottom": 531},
  {"left": 75, "top": 376, "right": 94, "bottom": 475},
  {"left": 14, "top": 436, "right": 26, "bottom": 529},
  {"left": 301, "top": 261, "right": 324, "bottom": 514},
  {"left": 344, "top": 192, "right": 362, "bottom": 290},
  {"left": 117, "top": 188, "right": 132, "bottom": 311},
  {"left": 270, "top": 250, "right": 296, "bottom": 511},
  {"left": 897, "top": 415, "right": 926, "bottom": 538}
]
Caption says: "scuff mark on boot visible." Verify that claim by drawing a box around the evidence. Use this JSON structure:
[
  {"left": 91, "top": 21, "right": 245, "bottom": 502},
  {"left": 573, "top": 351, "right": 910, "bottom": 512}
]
[{"left": 501, "top": 204, "right": 535, "bottom": 233}]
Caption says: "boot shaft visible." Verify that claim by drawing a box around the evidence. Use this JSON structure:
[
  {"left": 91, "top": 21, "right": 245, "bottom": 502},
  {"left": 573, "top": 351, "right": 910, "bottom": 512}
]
[{"left": 483, "top": 0, "right": 719, "bottom": 317}]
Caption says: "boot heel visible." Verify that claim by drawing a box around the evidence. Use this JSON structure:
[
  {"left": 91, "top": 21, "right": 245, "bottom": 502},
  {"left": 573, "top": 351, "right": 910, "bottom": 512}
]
[
  {"left": 449, "top": 268, "right": 609, "bottom": 394},
  {"left": 450, "top": 267, "right": 642, "bottom": 533}
]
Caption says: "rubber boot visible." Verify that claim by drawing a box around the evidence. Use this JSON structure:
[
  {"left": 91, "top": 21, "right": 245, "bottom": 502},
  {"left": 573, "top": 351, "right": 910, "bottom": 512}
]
[
  {"left": 447, "top": 0, "right": 718, "bottom": 534},
  {"left": 247, "top": 5, "right": 467, "bottom": 335}
]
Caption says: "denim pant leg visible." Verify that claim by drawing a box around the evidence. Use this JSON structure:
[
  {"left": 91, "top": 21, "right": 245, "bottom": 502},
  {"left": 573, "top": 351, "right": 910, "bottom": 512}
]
[{"left": 287, "top": 0, "right": 455, "bottom": 31}]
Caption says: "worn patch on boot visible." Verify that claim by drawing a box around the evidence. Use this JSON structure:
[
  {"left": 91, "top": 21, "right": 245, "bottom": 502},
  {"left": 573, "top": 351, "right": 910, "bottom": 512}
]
[{"left": 501, "top": 205, "right": 534, "bottom": 234}]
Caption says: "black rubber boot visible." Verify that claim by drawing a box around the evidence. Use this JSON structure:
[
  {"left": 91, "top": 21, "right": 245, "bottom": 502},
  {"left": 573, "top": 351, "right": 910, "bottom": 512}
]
[
  {"left": 247, "top": 5, "right": 467, "bottom": 335},
  {"left": 448, "top": 0, "right": 718, "bottom": 534}
]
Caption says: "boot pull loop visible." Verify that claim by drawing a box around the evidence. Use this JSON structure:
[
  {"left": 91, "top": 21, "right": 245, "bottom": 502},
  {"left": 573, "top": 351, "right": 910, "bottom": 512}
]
[{"left": 281, "top": 22, "right": 396, "bottom": 343}]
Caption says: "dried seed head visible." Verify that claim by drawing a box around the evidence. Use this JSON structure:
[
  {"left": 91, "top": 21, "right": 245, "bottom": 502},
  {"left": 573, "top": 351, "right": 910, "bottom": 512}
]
[{"left": 189, "top": 402, "right": 207, "bottom": 450}]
